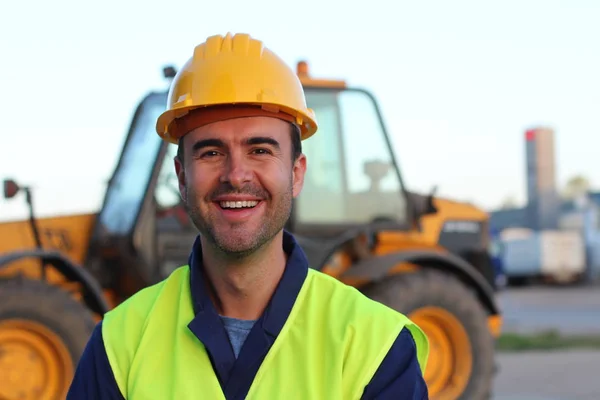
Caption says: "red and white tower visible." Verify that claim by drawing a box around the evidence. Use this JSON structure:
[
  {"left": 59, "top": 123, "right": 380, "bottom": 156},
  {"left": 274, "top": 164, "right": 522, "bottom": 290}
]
[{"left": 525, "top": 127, "right": 559, "bottom": 230}]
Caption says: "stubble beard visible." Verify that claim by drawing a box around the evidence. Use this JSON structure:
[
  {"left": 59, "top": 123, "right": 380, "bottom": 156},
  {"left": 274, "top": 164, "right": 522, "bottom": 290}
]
[{"left": 184, "top": 180, "right": 294, "bottom": 260}]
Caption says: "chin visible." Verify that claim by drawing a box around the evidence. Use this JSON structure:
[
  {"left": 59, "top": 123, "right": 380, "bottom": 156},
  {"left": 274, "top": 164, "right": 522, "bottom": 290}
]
[
  {"left": 212, "top": 229, "right": 262, "bottom": 253},
  {"left": 195, "top": 210, "right": 286, "bottom": 255},
  {"left": 217, "top": 225, "right": 282, "bottom": 256}
]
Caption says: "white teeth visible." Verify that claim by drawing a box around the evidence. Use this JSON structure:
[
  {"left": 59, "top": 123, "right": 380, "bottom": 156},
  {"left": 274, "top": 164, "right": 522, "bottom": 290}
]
[{"left": 220, "top": 200, "right": 259, "bottom": 209}]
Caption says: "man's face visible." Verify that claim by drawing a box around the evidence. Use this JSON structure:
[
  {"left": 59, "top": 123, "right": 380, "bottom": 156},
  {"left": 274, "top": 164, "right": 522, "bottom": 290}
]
[{"left": 174, "top": 116, "right": 306, "bottom": 257}]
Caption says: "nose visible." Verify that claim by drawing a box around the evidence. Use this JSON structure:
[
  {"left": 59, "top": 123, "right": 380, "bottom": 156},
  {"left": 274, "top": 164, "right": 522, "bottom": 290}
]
[{"left": 220, "top": 151, "right": 252, "bottom": 188}]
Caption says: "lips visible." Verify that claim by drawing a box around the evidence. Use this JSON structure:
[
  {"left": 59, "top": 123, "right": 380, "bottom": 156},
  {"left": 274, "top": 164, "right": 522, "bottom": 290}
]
[
  {"left": 212, "top": 199, "right": 264, "bottom": 223},
  {"left": 210, "top": 186, "right": 267, "bottom": 221}
]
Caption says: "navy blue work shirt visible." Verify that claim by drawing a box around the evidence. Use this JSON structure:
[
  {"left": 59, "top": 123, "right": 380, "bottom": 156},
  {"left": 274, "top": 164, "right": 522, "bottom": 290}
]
[{"left": 67, "top": 231, "right": 429, "bottom": 399}]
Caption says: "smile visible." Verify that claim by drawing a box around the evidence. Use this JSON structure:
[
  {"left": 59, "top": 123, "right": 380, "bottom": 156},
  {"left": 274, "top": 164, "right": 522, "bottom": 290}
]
[
  {"left": 214, "top": 199, "right": 264, "bottom": 223},
  {"left": 219, "top": 200, "right": 259, "bottom": 209}
]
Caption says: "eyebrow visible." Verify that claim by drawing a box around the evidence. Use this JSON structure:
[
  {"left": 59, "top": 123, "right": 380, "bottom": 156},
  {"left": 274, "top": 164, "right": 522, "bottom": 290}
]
[
  {"left": 245, "top": 136, "right": 280, "bottom": 150},
  {"left": 191, "top": 136, "right": 281, "bottom": 153},
  {"left": 192, "top": 138, "right": 225, "bottom": 153}
]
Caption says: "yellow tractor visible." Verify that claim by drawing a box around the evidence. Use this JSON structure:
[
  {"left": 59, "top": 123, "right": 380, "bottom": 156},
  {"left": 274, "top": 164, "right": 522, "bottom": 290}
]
[{"left": 0, "top": 62, "right": 502, "bottom": 400}]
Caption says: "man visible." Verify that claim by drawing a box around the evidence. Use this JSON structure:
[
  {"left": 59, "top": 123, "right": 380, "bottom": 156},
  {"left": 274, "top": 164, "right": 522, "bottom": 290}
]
[{"left": 68, "top": 32, "right": 429, "bottom": 399}]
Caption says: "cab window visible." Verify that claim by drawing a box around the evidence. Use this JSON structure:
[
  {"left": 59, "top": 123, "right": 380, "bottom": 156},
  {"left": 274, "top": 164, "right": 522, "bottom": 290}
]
[{"left": 295, "top": 88, "right": 408, "bottom": 227}]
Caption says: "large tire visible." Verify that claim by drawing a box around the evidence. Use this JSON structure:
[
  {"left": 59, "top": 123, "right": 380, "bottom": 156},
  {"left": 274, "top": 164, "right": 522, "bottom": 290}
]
[
  {"left": 0, "top": 278, "right": 96, "bottom": 400},
  {"left": 363, "top": 269, "right": 495, "bottom": 400}
]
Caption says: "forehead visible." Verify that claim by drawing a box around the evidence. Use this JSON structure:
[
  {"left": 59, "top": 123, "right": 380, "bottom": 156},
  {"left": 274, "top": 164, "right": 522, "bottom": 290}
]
[{"left": 185, "top": 116, "right": 291, "bottom": 143}]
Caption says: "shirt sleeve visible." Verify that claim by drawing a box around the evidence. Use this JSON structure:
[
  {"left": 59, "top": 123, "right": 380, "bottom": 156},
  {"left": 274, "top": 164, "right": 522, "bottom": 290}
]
[
  {"left": 66, "top": 320, "right": 126, "bottom": 400},
  {"left": 360, "top": 327, "right": 429, "bottom": 400}
]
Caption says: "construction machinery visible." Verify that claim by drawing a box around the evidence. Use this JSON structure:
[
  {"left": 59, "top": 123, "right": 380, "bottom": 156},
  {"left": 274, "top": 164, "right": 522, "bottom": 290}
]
[{"left": 0, "top": 62, "right": 502, "bottom": 400}]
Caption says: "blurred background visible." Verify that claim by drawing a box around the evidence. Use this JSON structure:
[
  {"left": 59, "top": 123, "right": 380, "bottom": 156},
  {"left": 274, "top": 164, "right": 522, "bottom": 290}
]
[{"left": 1, "top": 0, "right": 599, "bottom": 399}]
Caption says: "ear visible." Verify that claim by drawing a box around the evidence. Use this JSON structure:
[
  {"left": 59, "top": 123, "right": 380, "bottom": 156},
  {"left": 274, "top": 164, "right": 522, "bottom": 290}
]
[
  {"left": 174, "top": 156, "right": 187, "bottom": 202},
  {"left": 291, "top": 153, "right": 306, "bottom": 198}
]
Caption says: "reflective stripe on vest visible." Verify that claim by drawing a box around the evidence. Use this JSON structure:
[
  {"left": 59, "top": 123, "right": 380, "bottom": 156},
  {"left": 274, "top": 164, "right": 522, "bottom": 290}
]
[{"left": 102, "top": 265, "right": 429, "bottom": 399}]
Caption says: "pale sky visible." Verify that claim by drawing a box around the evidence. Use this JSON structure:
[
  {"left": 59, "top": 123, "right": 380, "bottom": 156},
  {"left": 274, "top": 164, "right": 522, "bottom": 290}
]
[{"left": 1, "top": 0, "right": 599, "bottom": 222}]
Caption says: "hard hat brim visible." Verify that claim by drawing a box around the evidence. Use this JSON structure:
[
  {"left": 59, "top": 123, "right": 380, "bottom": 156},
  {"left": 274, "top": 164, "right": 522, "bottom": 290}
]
[{"left": 156, "top": 102, "right": 318, "bottom": 144}]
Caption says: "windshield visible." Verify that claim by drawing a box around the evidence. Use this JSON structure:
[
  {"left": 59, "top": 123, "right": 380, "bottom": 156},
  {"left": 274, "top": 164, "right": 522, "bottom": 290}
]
[
  {"left": 98, "top": 92, "right": 167, "bottom": 235},
  {"left": 296, "top": 88, "right": 408, "bottom": 226}
]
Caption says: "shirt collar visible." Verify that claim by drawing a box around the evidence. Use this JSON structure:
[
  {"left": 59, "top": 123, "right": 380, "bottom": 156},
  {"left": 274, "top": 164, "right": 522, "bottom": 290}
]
[{"left": 187, "top": 230, "right": 309, "bottom": 337}]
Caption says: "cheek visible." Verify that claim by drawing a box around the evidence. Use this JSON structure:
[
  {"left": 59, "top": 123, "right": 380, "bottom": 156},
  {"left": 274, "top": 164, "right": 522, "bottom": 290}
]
[
  {"left": 186, "top": 165, "right": 219, "bottom": 199},
  {"left": 258, "top": 164, "right": 294, "bottom": 195}
]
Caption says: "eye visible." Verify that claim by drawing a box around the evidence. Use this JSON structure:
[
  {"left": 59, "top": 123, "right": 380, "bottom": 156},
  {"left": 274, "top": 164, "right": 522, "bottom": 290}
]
[
  {"left": 252, "top": 148, "right": 272, "bottom": 155},
  {"left": 200, "top": 150, "right": 221, "bottom": 159}
]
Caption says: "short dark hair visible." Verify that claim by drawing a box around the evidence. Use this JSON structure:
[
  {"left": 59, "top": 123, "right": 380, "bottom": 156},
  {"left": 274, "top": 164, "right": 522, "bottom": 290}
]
[{"left": 176, "top": 122, "right": 302, "bottom": 165}]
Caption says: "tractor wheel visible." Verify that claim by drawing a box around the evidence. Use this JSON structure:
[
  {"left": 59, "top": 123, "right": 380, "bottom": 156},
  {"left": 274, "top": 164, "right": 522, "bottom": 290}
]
[
  {"left": 363, "top": 269, "right": 495, "bottom": 400},
  {"left": 0, "top": 278, "right": 96, "bottom": 400}
]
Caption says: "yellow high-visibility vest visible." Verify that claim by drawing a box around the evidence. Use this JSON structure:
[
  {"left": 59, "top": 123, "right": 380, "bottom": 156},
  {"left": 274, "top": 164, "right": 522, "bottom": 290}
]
[{"left": 102, "top": 265, "right": 429, "bottom": 399}]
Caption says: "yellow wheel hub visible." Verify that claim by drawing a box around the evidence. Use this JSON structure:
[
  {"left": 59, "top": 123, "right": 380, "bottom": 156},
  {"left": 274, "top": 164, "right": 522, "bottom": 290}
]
[
  {"left": 0, "top": 319, "right": 73, "bottom": 400},
  {"left": 410, "top": 306, "right": 472, "bottom": 400}
]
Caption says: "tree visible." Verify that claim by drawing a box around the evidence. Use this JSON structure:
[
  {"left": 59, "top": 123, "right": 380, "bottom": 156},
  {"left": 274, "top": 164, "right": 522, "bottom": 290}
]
[
  {"left": 499, "top": 196, "right": 519, "bottom": 210},
  {"left": 561, "top": 175, "right": 591, "bottom": 200}
]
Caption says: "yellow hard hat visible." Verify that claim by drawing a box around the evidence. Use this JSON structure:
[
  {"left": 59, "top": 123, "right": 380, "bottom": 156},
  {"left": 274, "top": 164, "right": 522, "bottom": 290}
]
[{"left": 155, "top": 32, "right": 318, "bottom": 144}]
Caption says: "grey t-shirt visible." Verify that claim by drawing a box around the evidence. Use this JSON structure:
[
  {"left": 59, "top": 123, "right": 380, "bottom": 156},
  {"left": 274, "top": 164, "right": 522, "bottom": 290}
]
[{"left": 219, "top": 315, "right": 257, "bottom": 358}]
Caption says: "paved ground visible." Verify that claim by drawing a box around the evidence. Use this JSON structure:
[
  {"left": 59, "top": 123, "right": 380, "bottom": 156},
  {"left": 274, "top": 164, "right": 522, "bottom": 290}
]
[
  {"left": 489, "top": 284, "right": 600, "bottom": 399},
  {"left": 492, "top": 349, "right": 600, "bottom": 400},
  {"left": 497, "top": 284, "right": 600, "bottom": 335}
]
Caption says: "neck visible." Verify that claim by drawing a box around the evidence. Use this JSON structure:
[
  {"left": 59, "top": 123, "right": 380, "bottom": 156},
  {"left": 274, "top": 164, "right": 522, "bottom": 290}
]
[{"left": 200, "top": 232, "right": 287, "bottom": 320}]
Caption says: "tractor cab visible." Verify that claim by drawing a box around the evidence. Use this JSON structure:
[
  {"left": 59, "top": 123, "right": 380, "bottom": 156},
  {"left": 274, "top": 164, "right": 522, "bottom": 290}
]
[{"left": 87, "top": 63, "right": 424, "bottom": 298}]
